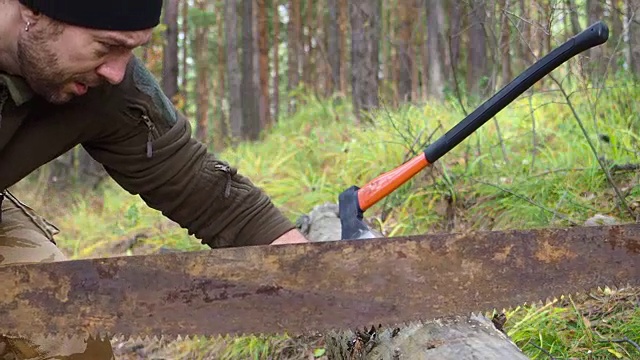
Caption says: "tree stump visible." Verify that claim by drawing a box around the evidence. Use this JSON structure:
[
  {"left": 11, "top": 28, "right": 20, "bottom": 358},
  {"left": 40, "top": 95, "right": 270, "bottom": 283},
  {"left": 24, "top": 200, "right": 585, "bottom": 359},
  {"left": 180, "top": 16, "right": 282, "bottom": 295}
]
[{"left": 296, "top": 203, "right": 529, "bottom": 360}]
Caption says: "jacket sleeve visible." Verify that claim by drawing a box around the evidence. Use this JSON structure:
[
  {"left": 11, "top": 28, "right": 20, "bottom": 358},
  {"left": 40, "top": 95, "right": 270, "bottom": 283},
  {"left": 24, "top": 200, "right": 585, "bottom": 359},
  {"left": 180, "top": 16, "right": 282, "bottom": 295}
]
[{"left": 82, "top": 56, "right": 295, "bottom": 248}]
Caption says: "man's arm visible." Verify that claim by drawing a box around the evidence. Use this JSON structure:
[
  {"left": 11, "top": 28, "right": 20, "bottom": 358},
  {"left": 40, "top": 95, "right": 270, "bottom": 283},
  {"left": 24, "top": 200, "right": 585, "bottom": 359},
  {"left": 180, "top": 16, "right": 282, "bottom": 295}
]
[
  {"left": 270, "top": 228, "right": 310, "bottom": 245},
  {"left": 82, "top": 56, "right": 306, "bottom": 248}
]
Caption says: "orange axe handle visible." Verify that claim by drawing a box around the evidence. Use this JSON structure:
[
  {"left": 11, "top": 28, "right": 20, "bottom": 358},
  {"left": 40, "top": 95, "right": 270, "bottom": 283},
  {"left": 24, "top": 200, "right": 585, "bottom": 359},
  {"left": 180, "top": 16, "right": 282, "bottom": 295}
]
[{"left": 357, "top": 154, "right": 429, "bottom": 212}]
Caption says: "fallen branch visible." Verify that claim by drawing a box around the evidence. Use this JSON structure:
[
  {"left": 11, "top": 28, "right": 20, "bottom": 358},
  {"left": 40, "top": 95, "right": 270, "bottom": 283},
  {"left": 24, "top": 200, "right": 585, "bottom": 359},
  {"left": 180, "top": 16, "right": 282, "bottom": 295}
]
[
  {"left": 472, "top": 179, "right": 580, "bottom": 226},
  {"left": 597, "top": 336, "right": 640, "bottom": 355}
]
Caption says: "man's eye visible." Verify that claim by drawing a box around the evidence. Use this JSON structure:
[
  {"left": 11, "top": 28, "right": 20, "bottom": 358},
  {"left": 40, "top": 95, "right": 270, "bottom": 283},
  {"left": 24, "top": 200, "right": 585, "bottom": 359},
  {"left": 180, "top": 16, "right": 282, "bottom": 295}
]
[{"left": 95, "top": 43, "right": 111, "bottom": 57}]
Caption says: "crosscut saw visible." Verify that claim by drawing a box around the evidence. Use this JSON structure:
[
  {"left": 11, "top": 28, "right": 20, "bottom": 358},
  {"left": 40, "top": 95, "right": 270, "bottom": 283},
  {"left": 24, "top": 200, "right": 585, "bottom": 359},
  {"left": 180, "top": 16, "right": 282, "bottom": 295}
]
[{"left": 1, "top": 21, "right": 637, "bottom": 342}]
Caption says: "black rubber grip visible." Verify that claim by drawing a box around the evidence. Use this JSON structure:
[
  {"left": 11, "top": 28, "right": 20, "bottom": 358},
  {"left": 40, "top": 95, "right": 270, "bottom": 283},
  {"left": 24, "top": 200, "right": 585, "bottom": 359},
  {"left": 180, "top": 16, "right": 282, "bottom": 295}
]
[{"left": 424, "top": 21, "right": 609, "bottom": 163}]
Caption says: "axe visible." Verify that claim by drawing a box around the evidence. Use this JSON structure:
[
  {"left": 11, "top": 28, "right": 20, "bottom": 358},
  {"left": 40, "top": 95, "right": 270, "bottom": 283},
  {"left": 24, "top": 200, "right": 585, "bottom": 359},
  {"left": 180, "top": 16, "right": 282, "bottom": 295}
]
[{"left": 339, "top": 21, "right": 609, "bottom": 240}]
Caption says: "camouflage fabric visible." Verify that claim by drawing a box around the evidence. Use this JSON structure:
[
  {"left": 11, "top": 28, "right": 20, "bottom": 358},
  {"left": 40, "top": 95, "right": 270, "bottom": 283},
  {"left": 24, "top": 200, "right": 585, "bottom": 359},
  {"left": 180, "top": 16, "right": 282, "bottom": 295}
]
[{"left": 0, "top": 191, "right": 114, "bottom": 360}]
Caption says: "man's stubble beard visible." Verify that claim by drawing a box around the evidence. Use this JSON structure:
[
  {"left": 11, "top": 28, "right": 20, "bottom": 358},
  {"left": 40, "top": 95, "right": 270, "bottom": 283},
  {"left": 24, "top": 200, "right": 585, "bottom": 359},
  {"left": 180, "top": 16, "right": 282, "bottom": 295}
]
[{"left": 16, "top": 26, "right": 73, "bottom": 104}]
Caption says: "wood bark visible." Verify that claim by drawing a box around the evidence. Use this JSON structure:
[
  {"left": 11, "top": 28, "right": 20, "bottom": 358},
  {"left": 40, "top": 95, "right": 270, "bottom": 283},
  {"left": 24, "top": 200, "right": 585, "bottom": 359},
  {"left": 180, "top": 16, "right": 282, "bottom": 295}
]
[
  {"left": 242, "top": 0, "right": 262, "bottom": 140},
  {"left": 328, "top": 0, "right": 341, "bottom": 95},
  {"left": 162, "top": 0, "right": 180, "bottom": 100},
  {"left": 339, "top": 0, "right": 349, "bottom": 94},
  {"left": 225, "top": 0, "right": 243, "bottom": 141},
  {"left": 180, "top": 0, "right": 189, "bottom": 101},
  {"left": 215, "top": 2, "right": 229, "bottom": 152},
  {"left": 273, "top": 0, "right": 281, "bottom": 123},
  {"left": 287, "top": 0, "right": 302, "bottom": 113},
  {"left": 397, "top": 0, "right": 416, "bottom": 102},
  {"left": 466, "top": 0, "right": 489, "bottom": 98},
  {"left": 609, "top": 0, "right": 623, "bottom": 74},
  {"left": 427, "top": 0, "right": 446, "bottom": 100},
  {"left": 257, "top": 0, "right": 271, "bottom": 128},
  {"left": 194, "top": 0, "right": 209, "bottom": 144},
  {"left": 628, "top": 0, "right": 640, "bottom": 76},
  {"left": 303, "top": 0, "right": 314, "bottom": 89},
  {"left": 448, "top": 0, "right": 462, "bottom": 95},
  {"left": 297, "top": 203, "right": 530, "bottom": 360},
  {"left": 499, "top": 0, "right": 512, "bottom": 87},
  {"left": 587, "top": 0, "right": 606, "bottom": 82},
  {"left": 350, "top": 0, "right": 381, "bottom": 122}
]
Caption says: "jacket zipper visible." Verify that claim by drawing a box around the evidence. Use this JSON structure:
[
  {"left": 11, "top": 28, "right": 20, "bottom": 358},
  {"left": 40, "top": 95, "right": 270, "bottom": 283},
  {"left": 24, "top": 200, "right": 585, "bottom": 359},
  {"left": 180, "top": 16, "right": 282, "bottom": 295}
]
[
  {"left": 214, "top": 163, "right": 232, "bottom": 198},
  {"left": 141, "top": 115, "right": 158, "bottom": 158},
  {"left": 140, "top": 113, "right": 232, "bottom": 198}
]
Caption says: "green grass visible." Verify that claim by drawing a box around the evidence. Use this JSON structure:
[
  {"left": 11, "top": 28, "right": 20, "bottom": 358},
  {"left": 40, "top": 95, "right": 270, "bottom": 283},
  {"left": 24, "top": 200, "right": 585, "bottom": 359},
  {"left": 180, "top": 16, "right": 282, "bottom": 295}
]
[{"left": 11, "top": 78, "right": 640, "bottom": 359}]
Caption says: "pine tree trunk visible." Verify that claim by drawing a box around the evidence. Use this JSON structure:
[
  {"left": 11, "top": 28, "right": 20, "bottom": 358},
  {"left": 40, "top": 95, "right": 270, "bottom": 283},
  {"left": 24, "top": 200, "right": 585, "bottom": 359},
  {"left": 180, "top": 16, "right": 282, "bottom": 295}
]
[
  {"left": 194, "top": 0, "right": 209, "bottom": 144},
  {"left": 162, "top": 0, "right": 180, "bottom": 100},
  {"left": 350, "top": 0, "right": 381, "bottom": 122},
  {"left": 629, "top": 0, "right": 640, "bottom": 77},
  {"left": 339, "top": 0, "right": 349, "bottom": 95},
  {"left": 273, "top": 0, "right": 281, "bottom": 123},
  {"left": 179, "top": 0, "right": 189, "bottom": 116},
  {"left": 242, "top": 0, "right": 262, "bottom": 140},
  {"left": 225, "top": 0, "right": 243, "bottom": 141},
  {"left": 499, "top": 0, "right": 513, "bottom": 87},
  {"left": 257, "top": 0, "right": 271, "bottom": 128},
  {"left": 328, "top": 0, "right": 341, "bottom": 95},
  {"left": 466, "top": 0, "right": 489, "bottom": 98},
  {"left": 287, "top": 0, "right": 302, "bottom": 113},
  {"left": 397, "top": 0, "right": 415, "bottom": 103},
  {"left": 215, "top": 1, "right": 229, "bottom": 152},
  {"left": 427, "top": 0, "right": 446, "bottom": 100}
]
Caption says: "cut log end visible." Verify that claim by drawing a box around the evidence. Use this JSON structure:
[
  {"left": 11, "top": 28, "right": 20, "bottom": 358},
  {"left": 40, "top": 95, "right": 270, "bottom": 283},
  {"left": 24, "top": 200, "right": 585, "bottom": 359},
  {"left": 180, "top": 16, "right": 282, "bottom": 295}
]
[{"left": 297, "top": 203, "right": 529, "bottom": 359}]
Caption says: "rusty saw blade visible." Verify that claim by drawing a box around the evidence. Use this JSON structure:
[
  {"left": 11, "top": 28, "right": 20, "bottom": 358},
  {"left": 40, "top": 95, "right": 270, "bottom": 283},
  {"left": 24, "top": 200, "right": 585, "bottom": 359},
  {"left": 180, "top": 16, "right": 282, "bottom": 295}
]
[{"left": 0, "top": 223, "right": 638, "bottom": 340}]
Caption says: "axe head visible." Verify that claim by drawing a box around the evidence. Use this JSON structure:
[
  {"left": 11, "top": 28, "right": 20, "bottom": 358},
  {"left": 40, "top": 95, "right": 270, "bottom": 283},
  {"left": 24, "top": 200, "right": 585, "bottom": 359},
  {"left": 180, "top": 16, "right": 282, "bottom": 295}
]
[{"left": 338, "top": 186, "right": 379, "bottom": 240}]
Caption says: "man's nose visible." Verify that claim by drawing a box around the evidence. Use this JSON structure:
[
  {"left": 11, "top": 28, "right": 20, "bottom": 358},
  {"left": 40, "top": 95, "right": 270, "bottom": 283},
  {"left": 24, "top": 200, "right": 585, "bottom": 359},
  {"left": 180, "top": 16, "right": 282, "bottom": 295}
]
[{"left": 96, "top": 53, "right": 132, "bottom": 85}]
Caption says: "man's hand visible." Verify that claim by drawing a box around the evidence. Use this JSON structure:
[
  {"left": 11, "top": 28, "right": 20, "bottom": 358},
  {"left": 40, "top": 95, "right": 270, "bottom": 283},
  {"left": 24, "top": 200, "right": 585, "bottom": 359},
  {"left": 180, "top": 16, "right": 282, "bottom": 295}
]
[{"left": 270, "top": 229, "right": 310, "bottom": 245}]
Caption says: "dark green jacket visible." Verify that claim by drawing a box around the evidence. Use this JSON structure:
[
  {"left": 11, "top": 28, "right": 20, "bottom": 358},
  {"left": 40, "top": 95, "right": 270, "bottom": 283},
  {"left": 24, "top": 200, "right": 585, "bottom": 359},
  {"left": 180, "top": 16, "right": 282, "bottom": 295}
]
[{"left": 0, "top": 56, "right": 294, "bottom": 248}]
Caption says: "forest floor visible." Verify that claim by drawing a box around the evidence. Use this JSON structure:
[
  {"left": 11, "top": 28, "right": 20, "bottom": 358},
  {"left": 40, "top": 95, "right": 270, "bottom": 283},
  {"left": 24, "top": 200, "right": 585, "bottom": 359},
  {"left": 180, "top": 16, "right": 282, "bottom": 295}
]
[{"left": 10, "top": 81, "right": 640, "bottom": 359}]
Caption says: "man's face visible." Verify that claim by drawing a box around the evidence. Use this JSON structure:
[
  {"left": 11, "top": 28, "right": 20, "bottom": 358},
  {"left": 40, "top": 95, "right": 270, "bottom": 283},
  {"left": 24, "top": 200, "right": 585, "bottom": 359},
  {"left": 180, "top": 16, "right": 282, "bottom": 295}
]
[{"left": 16, "top": 18, "right": 152, "bottom": 104}]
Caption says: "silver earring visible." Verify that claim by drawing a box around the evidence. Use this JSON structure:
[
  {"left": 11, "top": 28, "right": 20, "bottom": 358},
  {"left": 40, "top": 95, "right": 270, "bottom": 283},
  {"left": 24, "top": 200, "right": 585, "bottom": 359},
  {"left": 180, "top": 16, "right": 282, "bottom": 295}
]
[{"left": 25, "top": 21, "right": 30, "bottom": 32}]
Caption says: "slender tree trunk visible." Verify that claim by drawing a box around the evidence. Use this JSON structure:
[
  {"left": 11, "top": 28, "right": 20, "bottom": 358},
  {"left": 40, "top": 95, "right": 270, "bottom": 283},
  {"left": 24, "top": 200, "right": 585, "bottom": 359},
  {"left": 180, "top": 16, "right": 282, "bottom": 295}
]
[
  {"left": 216, "top": 2, "right": 228, "bottom": 152},
  {"left": 587, "top": 0, "right": 606, "bottom": 82},
  {"left": 499, "top": 0, "right": 513, "bottom": 87},
  {"left": 273, "top": 0, "right": 281, "bottom": 122},
  {"left": 427, "top": 0, "right": 446, "bottom": 100},
  {"left": 628, "top": 0, "right": 640, "bottom": 77},
  {"left": 258, "top": 0, "right": 271, "bottom": 128},
  {"left": 518, "top": 0, "right": 532, "bottom": 70},
  {"left": 565, "top": 0, "right": 582, "bottom": 35},
  {"left": 194, "top": 0, "right": 209, "bottom": 144},
  {"left": 225, "top": 0, "right": 243, "bottom": 141},
  {"left": 328, "top": 0, "right": 341, "bottom": 94},
  {"left": 449, "top": 0, "right": 462, "bottom": 93},
  {"left": 609, "top": 0, "right": 624, "bottom": 74},
  {"left": 162, "top": 0, "right": 180, "bottom": 100},
  {"left": 181, "top": 0, "right": 189, "bottom": 101},
  {"left": 397, "top": 0, "right": 416, "bottom": 103},
  {"left": 287, "top": 0, "right": 302, "bottom": 113},
  {"left": 467, "top": 0, "right": 489, "bottom": 98},
  {"left": 303, "top": 0, "right": 314, "bottom": 89},
  {"left": 350, "top": 0, "right": 381, "bottom": 122},
  {"left": 242, "top": 0, "right": 262, "bottom": 140},
  {"left": 339, "top": 0, "right": 349, "bottom": 95}
]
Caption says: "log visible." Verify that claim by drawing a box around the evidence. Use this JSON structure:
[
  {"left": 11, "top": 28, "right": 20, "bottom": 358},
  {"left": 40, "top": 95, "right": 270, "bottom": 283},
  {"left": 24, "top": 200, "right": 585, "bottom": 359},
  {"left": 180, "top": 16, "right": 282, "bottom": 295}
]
[{"left": 296, "top": 203, "right": 530, "bottom": 360}]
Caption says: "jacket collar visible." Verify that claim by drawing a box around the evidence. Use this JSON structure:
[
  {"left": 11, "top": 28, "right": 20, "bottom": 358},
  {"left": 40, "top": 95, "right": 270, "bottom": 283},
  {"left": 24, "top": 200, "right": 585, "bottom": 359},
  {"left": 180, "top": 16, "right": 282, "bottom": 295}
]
[{"left": 0, "top": 73, "right": 34, "bottom": 106}]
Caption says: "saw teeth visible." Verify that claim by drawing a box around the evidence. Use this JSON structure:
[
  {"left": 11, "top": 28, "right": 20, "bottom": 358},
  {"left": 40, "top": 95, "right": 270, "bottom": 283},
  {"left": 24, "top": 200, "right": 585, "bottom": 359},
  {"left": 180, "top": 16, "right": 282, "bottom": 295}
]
[{"left": 13, "top": 284, "right": 634, "bottom": 341}]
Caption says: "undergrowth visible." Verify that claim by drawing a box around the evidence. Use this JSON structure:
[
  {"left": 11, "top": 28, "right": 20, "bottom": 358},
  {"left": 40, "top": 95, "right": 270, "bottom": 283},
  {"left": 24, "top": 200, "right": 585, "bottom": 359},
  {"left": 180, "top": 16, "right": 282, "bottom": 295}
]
[{"left": 11, "top": 77, "right": 640, "bottom": 359}]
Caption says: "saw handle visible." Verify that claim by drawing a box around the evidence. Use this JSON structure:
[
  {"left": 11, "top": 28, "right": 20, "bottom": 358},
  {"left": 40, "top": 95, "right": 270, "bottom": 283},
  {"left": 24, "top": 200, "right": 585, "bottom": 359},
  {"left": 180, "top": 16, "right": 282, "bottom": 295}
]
[{"left": 354, "top": 21, "right": 609, "bottom": 213}]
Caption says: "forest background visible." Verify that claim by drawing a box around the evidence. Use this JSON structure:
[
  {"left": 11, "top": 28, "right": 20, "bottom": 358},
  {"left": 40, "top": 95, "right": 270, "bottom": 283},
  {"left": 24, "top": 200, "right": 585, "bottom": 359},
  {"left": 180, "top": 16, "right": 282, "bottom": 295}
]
[{"left": 12, "top": 0, "right": 640, "bottom": 358}]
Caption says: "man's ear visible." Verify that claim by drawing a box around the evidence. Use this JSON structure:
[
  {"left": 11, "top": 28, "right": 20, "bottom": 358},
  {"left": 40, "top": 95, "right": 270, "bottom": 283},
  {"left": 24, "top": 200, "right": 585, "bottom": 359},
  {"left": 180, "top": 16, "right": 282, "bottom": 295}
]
[{"left": 18, "top": 4, "right": 42, "bottom": 27}]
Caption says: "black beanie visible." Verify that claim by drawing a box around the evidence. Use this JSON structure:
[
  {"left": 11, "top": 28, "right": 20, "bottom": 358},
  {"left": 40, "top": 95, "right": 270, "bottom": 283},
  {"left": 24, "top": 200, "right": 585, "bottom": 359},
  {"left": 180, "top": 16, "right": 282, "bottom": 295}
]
[{"left": 19, "top": 0, "right": 163, "bottom": 31}]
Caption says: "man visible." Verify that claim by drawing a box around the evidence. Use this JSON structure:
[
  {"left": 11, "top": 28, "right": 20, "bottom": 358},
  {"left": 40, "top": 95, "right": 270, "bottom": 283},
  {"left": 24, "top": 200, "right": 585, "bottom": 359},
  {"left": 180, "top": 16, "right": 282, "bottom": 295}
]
[{"left": 0, "top": 0, "right": 310, "bottom": 358}]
